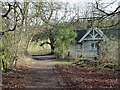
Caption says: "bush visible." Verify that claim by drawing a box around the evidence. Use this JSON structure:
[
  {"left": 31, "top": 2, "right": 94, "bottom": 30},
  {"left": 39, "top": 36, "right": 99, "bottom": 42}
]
[
  {"left": 98, "top": 37, "right": 118, "bottom": 65},
  {"left": 72, "top": 59, "right": 101, "bottom": 67},
  {"left": 53, "top": 24, "right": 77, "bottom": 58},
  {"left": 104, "top": 63, "right": 118, "bottom": 70}
]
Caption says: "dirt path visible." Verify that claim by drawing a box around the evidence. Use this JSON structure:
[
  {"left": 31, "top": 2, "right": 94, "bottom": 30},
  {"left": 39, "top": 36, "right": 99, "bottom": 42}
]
[
  {"left": 2, "top": 55, "right": 70, "bottom": 88},
  {"left": 25, "top": 57, "right": 60, "bottom": 88},
  {"left": 2, "top": 55, "right": 119, "bottom": 88}
]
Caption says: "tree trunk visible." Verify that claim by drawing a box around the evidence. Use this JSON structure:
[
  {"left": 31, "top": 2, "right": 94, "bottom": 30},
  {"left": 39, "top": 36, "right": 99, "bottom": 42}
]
[
  {"left": 49, "top": 33, "right": 55, "bottom": 54},
  {"left": 40, "top": 40, "right": 55, "bottom": 54},
  {"left": 50, "top": 44, "right": 55, "bottom": 54},
  {"left": 40, "top": 31, "right": 55, "bottom": 54}
]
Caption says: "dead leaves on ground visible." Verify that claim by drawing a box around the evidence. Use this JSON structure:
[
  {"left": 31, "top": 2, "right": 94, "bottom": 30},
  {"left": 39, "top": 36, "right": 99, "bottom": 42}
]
[
  {"left": 2, "top": 64, "right": 120, "bottom": 88},
  {"left": 2, "top": 66, "right": 30, "bottom": 88},
  {"left": 54, "top": 65, "right": 119, "bottom": 88}
]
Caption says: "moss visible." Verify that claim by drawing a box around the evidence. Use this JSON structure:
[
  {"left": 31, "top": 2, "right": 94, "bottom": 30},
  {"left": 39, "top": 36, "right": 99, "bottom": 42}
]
[
  {"left": 11, "top": 68, "right": 16, "bottom": 71},
  {"left": 77, "top": 61, "right": 84, "bottom": 65},
  {"left": 2, "top": 54, "right": 8, "bottom": 71}
]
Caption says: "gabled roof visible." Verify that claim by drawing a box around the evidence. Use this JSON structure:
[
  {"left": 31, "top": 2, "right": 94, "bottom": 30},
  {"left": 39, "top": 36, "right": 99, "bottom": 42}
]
[
  {"left": 74, "top": 28, "right": 119, "bottom": 43},
  {"left": 74, "top": 30, "right": 87, "bottom": 42},
  {"left": 102, "top": 29, "right": 119, "bottom": 37},
  {"left": 78, "top": 26, "right": 104, "bottom": 43}
]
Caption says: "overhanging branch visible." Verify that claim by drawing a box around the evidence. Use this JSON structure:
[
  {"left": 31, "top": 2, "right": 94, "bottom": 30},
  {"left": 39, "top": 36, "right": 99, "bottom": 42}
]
[
  {"left": 95, "top": 1, "right": 120, "bottom": 16},
  {"left": 8, "top": 24, "right": 17, "bottom": 31},
  {"left": 40, "top": 42, "right": 51, "bottom": 46},
  {"left": 2, "top": 3, "right": 12, "bottom": 18}
]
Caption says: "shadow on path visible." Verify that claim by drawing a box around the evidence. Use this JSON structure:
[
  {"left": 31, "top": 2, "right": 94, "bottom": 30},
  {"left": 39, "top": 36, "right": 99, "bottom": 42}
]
[
  {"left": 32, "top": 55, "right": 74, "bottom": 62},
  {"left": 32, "top": 55, "right": 56, "bottom": 60}
]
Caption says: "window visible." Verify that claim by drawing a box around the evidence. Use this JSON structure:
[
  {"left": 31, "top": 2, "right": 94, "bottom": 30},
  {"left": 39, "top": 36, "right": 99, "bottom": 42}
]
[
  {"left": 90, "top": 42, "right": 97, "bottom": 50},
  {"left": 91, "top": 43, "right": 94, "bottom": 48}
]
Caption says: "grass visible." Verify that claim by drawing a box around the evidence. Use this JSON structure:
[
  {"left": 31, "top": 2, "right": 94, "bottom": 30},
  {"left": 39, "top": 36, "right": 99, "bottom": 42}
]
[
  {"left": 28, "top": 40, "right": 51, "bottom": 55},
  {"left": 54, "top": 61, "right": 72, "bottom": 65}
]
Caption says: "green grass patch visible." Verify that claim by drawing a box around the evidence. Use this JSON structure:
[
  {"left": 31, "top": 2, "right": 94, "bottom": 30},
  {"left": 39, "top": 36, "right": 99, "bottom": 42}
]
[
  {"left": 28, "top": 40, "right": 51, "bottom": 55},
  {"left": 54, "top": 61, "right": 72, "bottom": 65}
]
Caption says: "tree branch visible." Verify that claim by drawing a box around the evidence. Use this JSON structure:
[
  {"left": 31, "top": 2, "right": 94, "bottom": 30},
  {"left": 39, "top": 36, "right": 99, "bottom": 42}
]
[
  {"left": 95, "top": 1, "right": 120, "bottom": 16},
  {"left": 40, "top": 42, "right": 51, "bottom": 46},
  {"left": 99, "top": 22, "right": 120, "bottom": 28},
  {"left": 8, "top": 24, "right": 17, "bottom": 31},
  {"left": 2, "top": 3, "right": 12, "bottom": 18}
]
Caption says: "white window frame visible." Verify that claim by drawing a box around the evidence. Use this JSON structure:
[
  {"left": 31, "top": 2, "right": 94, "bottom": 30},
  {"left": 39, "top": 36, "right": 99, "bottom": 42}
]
[{"left": 90, "top": 42, "right": 96, "bottom": 50}]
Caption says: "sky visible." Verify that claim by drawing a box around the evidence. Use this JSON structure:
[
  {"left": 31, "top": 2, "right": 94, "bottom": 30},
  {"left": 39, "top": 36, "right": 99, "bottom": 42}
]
[
  {"left": 60, "top": 0, "right": 119, "bottom": 11},
  {"left": 1, "top": 0, "right": 119, "bottom": 10},
  {"left": 0, "top": 0, "right": 119, "bottom": 12},
  {"left": 0, "top": 0, "right": 119, "bottom": 26}
]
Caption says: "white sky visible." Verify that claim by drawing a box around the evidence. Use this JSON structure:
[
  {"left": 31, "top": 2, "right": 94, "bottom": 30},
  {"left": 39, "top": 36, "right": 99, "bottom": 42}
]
[
  {"left": 59, "top": 0, "right": 119, "bottom": 11},
  {"left": 1, "top": 0, "right": 119, "bottom": 12}
]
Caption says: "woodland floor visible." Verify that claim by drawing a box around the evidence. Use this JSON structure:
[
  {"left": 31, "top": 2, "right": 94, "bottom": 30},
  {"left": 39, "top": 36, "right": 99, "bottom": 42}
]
[{"left": 2, "top": 55, "right": 120, "bottom": 89}]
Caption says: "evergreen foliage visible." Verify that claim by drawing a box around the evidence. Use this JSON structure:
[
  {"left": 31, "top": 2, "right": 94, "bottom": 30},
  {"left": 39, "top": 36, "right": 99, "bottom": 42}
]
[{"left": 53, "top": 24, "right": 77, "bottom": 58}]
